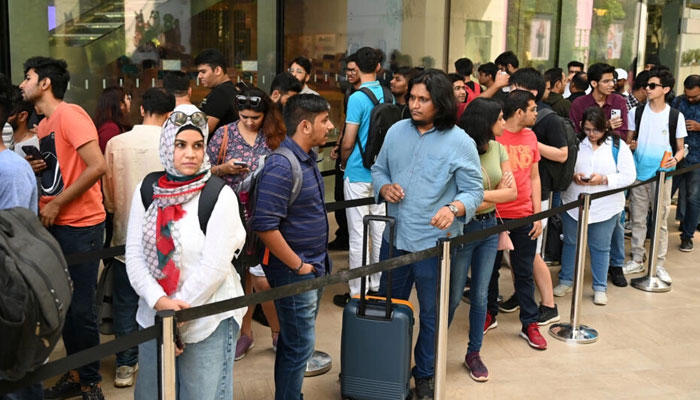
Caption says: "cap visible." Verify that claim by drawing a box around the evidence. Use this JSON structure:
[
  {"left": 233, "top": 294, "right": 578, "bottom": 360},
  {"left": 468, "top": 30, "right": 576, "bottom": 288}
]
[{"left": 615, "top": 68, "right": 628, "bottom": 81}]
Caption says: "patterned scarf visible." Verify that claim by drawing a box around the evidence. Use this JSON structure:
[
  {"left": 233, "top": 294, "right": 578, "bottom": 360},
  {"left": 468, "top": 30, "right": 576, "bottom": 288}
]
[{"left": 141, "top": 104, "right": 211, "bottom": 295}]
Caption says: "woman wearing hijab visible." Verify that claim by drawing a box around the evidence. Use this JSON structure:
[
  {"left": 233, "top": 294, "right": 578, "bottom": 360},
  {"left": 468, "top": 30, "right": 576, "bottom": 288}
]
[{"left": 125, "top": 104, "right": 246, "bottom": 399}]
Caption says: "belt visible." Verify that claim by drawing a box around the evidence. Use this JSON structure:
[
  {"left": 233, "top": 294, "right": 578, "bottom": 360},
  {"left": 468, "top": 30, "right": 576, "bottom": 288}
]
[{"left": 472, "top": 211, "right": 495, "bottom": 221}]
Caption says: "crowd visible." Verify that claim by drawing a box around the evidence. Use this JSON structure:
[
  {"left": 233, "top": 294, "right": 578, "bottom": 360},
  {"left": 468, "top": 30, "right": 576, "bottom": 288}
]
[{"left": 0, "top": 46, "right": 698, "bottom": 400}]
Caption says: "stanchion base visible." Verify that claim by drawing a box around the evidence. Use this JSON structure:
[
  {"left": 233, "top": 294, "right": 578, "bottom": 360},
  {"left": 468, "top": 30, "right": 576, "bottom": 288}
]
[
  {"left": 549, "top": 323, "right": 599, "bottom": 344},
  {"left": 305, "top": 350, "right": 332, "bottom": 377},
  {"left": 630, "top": 276, "right": 671, "bottom": 292}
]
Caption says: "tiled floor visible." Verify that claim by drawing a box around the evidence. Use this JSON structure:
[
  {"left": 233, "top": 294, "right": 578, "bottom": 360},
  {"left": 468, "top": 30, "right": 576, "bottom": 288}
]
[{"left": 45, "top": 211, "right": 700, "bottom": 399}]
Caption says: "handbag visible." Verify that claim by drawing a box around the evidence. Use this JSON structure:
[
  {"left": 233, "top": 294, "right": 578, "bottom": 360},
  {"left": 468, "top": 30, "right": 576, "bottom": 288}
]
[
  {"left": 481, "top": 166, "right": 514, "bottom": 251},
  {"left": 216, "top": 125, "right": 230, "bottom": 165}
]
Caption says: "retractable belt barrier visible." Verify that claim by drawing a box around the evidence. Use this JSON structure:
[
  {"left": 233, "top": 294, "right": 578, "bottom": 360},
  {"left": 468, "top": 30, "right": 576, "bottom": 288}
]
[{"left": 3, "top": 162, "right": 700, "bottom": 395}]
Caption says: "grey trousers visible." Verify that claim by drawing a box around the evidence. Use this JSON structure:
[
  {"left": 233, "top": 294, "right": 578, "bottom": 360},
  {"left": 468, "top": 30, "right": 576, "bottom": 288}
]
[{"left": 629, "top": 178, "right": 672, "bottom": 266}]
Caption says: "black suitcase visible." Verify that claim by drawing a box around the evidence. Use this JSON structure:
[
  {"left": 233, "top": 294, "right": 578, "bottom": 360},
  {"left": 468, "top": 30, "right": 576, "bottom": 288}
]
[{"left": 340, "top": 215, "right": 414, "bottom": 400}]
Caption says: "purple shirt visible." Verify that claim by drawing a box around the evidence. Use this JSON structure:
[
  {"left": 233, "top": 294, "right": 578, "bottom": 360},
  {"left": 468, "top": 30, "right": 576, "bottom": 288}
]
[{"left": 569, "top": 92, "right": 629, "bottom": 140}]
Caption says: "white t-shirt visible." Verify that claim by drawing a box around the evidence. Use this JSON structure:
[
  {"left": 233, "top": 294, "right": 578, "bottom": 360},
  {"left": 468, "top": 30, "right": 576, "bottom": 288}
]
[
  {"left": 628, "top": 103, "right": 687, "bottom": 181},
  {"left": 12, "top": 135, "right": 40, "bottom": 159}
]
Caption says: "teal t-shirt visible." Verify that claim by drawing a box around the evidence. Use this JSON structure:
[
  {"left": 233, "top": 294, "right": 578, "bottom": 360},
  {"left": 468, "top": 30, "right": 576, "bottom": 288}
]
[{"left": 344, "top": 81, "right": 387, "bottom": 183}]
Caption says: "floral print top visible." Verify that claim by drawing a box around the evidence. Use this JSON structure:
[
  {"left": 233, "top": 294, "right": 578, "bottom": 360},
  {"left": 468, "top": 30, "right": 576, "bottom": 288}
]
[{"left": 206, "top": 120, "right": 271, "bottom": 192}]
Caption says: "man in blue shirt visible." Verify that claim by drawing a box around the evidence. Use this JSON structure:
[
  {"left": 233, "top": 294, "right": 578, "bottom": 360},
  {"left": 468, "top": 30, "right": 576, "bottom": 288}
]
[
  {"left": 674, "top": 74, "right": 700, "bottom": 252},
  {"left": 371, "top": 69, "right": 483, "bottom": 400},
  {"left": 337, "top": 47, "right": 389, "bottom": 305},
  {"left": 253, "top": 94, "right": 333, "bottom": 400}
]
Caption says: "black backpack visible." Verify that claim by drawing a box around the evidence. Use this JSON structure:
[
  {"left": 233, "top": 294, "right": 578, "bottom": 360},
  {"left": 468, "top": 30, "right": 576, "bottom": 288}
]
[
  {"left": 355, "top": 87, "right": 402, "bottom": 169},
  {"left": 237, "top": 147, "right": 303, "bottom": 268},
  {"left": 0, "top": 207, "right": 72, "bottom": 380},
  {"left": 633, "top": 104, "right": 680, "bottom": 153},
  {"left": 535, "top": 108, "right": 579, "bottom": 192}
]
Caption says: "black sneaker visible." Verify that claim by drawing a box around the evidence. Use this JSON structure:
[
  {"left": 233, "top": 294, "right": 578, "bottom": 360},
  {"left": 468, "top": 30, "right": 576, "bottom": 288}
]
[
  {"left": 328, "top": 238, "right": 349, "bottom": 251},
  {"left": 498, "top": 294, "right": 519, "bottom": 313},
  {"left": 461, "top": 289, "right": 471, "bottom": 304},
  {"left": 537, "top": 304, "right": 560, "bottom": 326},
  {"left": 680, "top": 238, "right": 694, "bottom": 252},
  {"left": 413, "top": 376, "right": 434, "bottom": 400},
  {"left": 44, "top": 372, "right": 81, "bottom": 400},
  {"left": 608, "top": 266, "right": 628, "bottom": 287},
  {"left": 80, "top": 384, "right": 105, "bottom": 400},
  {"left": 333, "top": 292, "right": 351, "bottom": 307}
]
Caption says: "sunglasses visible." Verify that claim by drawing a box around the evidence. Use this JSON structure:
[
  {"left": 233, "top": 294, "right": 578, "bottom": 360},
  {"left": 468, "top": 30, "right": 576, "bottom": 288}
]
[
  {"left": 169, "top": 111, "right": 208, "bottom": 128},
  {"left": 644, "top": 82, "right": 663, "bottom": 90},
  {"left": 236, "top": 95, "right": 262, "bottom": 108}
]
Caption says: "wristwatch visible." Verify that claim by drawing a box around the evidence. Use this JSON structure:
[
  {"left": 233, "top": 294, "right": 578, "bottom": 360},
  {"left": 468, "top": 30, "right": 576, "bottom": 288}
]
[{"left": 445, "top": 203, "right": 459, "bottom": 216}]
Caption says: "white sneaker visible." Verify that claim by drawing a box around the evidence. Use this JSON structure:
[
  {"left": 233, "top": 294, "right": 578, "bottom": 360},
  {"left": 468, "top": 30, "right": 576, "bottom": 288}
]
[
  {"left": 623, "top": 260, "right": 644, "bottom": 275},
  {"left": 115, "top": 364, "right": 138, "bottom": 387},
  {"left": 593, "top": 291, "right": 608, "bottom": 306},
  {"left": 655, "top": 265, "right": 672, "bottom": 285},
  {"left": 553, "top": 284, "right": 572, "bottom": 297}
]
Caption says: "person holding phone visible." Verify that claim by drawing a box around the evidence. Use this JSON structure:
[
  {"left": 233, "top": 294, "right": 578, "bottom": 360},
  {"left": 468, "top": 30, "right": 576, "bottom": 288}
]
[
  {"left": 555, "top": 106, "right": 636, "bottom": 305},
  {"left": 125, "top": 104, "right": 246, "bottom": 399},
  {"left": 206, "top": 86, "right": 286, "bottom": 360},
  {"left": 6, "top": 87, "right": 39, "bottom": 160}
]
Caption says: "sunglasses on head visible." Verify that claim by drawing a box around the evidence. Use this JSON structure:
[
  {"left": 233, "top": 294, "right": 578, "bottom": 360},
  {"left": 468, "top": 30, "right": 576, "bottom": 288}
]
[
  {"left": 644, "top": 82, "right": 663, "bottom": 90},
  {"left": 169, "top": 111, "right": 208, "bottom": 128},
  {"left": 236, "top": 95, "right": 263, "bottom": 108}
]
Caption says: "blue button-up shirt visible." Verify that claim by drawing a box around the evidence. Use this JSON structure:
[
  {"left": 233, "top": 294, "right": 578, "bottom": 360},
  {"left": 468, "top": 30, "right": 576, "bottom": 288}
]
[
  {"left": 371, "top": 119, "right": 484, "bottom": 252},
  {"left": 252, "top": 137, "right": 330, "bottom": 276},
  {"left": 674, "top": 95, "right": 700, "bottom": 165}
]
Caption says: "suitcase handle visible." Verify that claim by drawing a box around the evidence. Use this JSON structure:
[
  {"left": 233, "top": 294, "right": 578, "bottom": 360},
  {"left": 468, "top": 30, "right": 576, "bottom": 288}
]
[{"left": 359, "top": 215, "right": 395, "bottom": 319}]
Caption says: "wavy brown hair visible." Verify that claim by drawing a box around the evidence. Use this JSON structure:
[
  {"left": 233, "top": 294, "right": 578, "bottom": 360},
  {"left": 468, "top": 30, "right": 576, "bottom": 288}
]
[
  {"left": 236, "top": 86, "right": 286, "bottom": 150},
  {"left": 94, "top": 86, "right": 132, "bottom": 132}
]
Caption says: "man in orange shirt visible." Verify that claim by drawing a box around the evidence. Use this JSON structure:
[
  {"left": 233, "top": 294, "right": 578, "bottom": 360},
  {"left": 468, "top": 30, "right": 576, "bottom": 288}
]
[{"left": 20, "top": 56, "right": 107, "bottom": 400}]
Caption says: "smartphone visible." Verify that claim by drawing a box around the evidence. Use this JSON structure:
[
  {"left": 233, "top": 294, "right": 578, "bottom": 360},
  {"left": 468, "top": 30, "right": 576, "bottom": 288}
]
[
  {"left": 610, "top": 109, "right": 621, "bottom": 120},
  {"left": 22, "top": 145, "right": 42, "bottom": 160},
  {"left": 580, "top": 176, "right": 591, "bottom": 182},
  {"left": 234, "top": 161, "right": 249, "bottom": 168}
]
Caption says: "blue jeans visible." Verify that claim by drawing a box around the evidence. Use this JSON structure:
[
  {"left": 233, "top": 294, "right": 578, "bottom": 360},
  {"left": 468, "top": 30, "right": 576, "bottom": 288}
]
[
  {"left": 609, "top": 212, "right": 625, "bottom": 268},
  {"left": 448, "top": 217, "right": 498, "bottom": 353},
  {"left": 378, "top": 239, "right": 439, "bottom": 379},
  {"left": 264, "top": 267, "right": 323, "bottom": 400},
  {"left": 49, "top": 222, "right": 105, "bottom": 385},
  {"left": 112, "top": 259, "right": 139, "bottom": 367},
  {"left": 559, "top": 212, "right": 619, "bottom": 292},
  {"left": 134, "top": 317, "right": 238, "bottom": 400},
  {"left": 681, "top": 165, "right": 700, "bottom": 240},
  {"left": 487, "top": 222, "right": 538, "bottom": 327}
]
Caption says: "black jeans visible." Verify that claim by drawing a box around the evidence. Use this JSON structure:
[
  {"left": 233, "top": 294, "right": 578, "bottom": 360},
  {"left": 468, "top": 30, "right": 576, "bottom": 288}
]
[
  {"left": 333, "top": 158, "right": 349, "bottom": 242},
  {"left": 49, "top": 222, "right": 105, "bottom": 385},
  {"left": 487, "top": 221, "right": 538, "bottom": 327}
]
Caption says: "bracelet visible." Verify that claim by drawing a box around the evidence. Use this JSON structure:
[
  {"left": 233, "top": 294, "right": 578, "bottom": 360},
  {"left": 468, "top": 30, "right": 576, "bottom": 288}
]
[{"left": 294, "top": 259, "right": 304, "bottom": 274}]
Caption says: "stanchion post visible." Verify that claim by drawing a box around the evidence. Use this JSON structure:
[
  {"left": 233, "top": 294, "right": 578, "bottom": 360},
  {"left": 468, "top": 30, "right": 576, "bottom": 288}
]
[
  {"left": 549, "top": 193, "right": 599, "bottom": 344},
  {"left": 631, "top": 170, "right": 671, "bottom": 292},
  {"left": 434, "top": 238, "right": 451, "bottom": 400},
  {"left": 156, "top": 310, "right": 177, "bottom": 400}
]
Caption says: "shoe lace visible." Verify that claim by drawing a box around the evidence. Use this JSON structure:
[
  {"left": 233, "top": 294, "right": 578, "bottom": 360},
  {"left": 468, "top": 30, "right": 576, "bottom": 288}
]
[{"left": 528, "top": 323, "right": 542, "bottom": 338}]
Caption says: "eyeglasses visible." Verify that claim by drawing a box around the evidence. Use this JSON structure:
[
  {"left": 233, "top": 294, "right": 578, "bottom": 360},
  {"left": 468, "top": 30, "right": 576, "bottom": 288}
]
[
  {"left": 288, "top": 68, "right": 305, "bottom": 75},
  {"left": 236, "top": 95, "right": 262, "bottom": 108},
  {"left": 599, "top": 78, "right": 617, "bottom": 85},
  {"left": 169, "top": 111, "right": 208, "bottom": 128},
  {"left": 583, "top": 127, "right": 603, "bottom": 135},
  {"left": 644, "top": 82, "right": 663, "bottom": 90},
  {"left": 344, "top": 68, "right": 358, "bottom": 74}
]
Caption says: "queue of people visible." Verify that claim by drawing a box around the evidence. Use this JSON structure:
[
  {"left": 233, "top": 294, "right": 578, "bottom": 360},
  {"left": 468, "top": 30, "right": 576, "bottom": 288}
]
[{"left": 0, "top": 46, "right": 699, "bottom": 400}]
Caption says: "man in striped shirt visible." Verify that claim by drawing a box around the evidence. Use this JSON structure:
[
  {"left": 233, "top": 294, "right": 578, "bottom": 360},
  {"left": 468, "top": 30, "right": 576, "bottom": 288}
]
[{"left": 252, "top": 94, "right": 334, "bottom": 400}]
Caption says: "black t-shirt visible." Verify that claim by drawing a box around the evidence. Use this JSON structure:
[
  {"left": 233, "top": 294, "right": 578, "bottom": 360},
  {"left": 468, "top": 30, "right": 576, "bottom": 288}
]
[
  {"left": 532, "top": 106, "right": 567, "bottom": 198},
  {"left": 200, "top": 81, "right": 239, "bottom": 135},
  {"left": 492, "top": 89, "right": 508, "bottom": 105}
]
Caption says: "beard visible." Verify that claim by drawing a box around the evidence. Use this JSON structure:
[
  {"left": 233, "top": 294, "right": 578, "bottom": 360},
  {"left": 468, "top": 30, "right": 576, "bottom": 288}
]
[{"left": 411, "top": 116, "right": 430, "bottom": 126}]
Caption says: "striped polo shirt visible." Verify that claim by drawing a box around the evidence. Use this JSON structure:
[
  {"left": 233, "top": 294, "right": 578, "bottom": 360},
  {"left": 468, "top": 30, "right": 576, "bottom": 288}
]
[{"left": 252, "top": 136, "right": 331, "bottom": 276}]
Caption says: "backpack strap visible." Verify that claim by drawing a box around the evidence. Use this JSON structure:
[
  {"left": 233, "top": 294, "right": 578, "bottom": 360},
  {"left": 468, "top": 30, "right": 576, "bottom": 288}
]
[
  {"left": 634, "top": 104, "right": 644, "bottom": 141},
  {"left": 140, "top": 171, "right": 165, "bottom": 211},
  {"left": 198, "top": 175, "right": 226, "bottom": 234},
  {"left": 354, "top": 87, "right": 382, "bottom": 159},
  {"left": 669, "top": 108, "right": 679, "bottom": 154},
  {"left": 380, "top": 86, "right": 394, "bottom": 104},
  {"left": 359, "top": 87, "right": 380, "bottom": 106},
  {"left": 140, "top": 171, "right": 226, "bottom": 234},
  {"left": 534, "top": 107, "right": 556, "bottom": 127},
  {"left": 270, "top": 147, "right": 303, "bottom": 205}
]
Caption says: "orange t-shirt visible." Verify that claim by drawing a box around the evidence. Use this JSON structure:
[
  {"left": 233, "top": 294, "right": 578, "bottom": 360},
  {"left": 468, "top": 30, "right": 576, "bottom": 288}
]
[
  {"left": 495, "top": 127, "right": 541, "bottom": 219},
  {"left": 37, "top": 102, "right": 106, "bottom": 227}
]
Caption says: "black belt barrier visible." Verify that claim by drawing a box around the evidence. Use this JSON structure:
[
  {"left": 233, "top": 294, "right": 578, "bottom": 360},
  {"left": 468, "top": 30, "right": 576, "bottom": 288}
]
[{"left": 3, "top": 162, "right": 699, "bottom": 394}]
